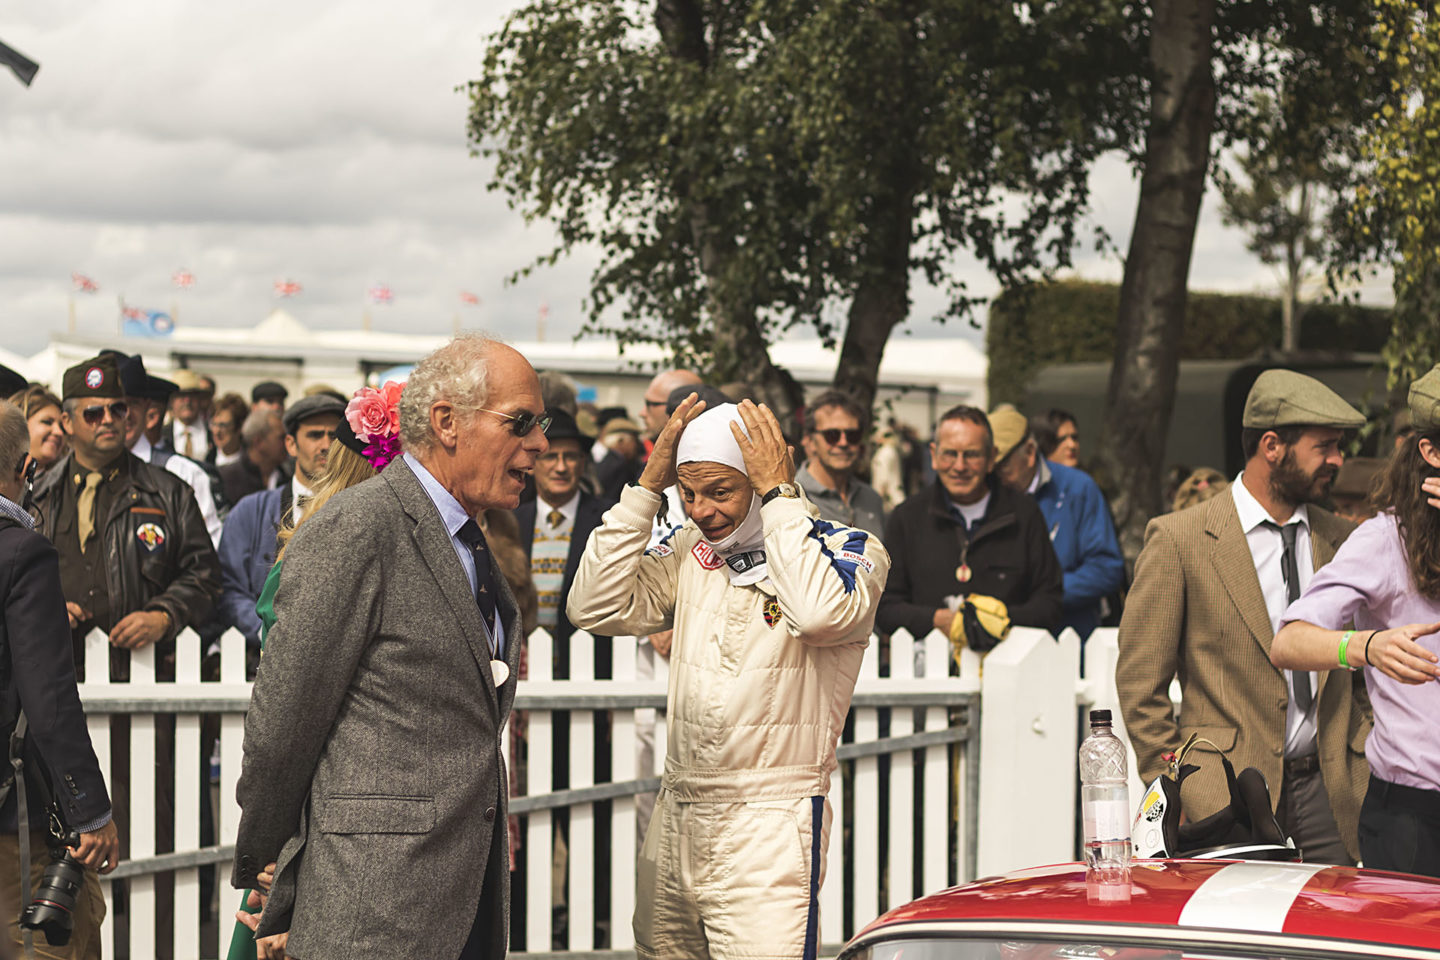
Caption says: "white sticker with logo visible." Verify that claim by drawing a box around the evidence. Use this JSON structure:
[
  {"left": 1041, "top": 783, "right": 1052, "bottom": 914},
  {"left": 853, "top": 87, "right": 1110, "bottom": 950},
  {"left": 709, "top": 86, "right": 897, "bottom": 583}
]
[
  {"left": 691, "top": 541, "right": 722, "bottom": 570},
  {"left": 84, "top": 366, "right": 104, "bottom": 389},
  {"left": 837, "top": 549, "right": 874, "bottom": 573},
  {"left": 646, "top": 542, "right": 674, "bottom": 558}
]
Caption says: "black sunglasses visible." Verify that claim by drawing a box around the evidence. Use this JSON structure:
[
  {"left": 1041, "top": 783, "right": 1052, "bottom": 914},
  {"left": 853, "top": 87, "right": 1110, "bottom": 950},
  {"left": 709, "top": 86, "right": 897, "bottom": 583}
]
[
  {"left": 816, "top": 428, "right": 863, "bottom": 446},
  {"left": 478, "top": 407, "right": 553, "bottom": 437},
  {"left": 80, "top": 401, "right": 129, "bottom": 426}
]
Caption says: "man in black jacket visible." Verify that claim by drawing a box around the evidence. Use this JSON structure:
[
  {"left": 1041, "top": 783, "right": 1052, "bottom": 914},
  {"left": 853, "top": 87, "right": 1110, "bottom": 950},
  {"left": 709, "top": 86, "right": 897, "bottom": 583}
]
[
  {"left": 30, "top": 356, "right": 218, "bottom": 960},
  {"left": 0, "top": 399, "right": 118, "bottom": 958},
  {"left": 878, "top": 405, "right": 1063, "bottom": 640},
  {"left": 31, "top": 356, "right": 220, "bottom": 676}
]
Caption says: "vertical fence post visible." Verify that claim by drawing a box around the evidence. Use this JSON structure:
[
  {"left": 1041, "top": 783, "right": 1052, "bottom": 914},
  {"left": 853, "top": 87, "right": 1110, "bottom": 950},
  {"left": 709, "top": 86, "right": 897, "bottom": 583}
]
[
  {"left": 526, "top": 628, "right": 554, "bottom": 952},
  {"left": 609, "top": 633, "right": 637, "bottom": 951},
  {"left": 173, "top": 628, "right": 202, "bottom": 956},
  {"left": 567, "top": 634, "right": 595, "bottom": 952},
  {"left": 129, "top": 643, "right": 158, "bottom": 957},
  {"left": 82, "top": 629, "right": 117, "bottom": 960},
  {"left": 851, "top": 641, "right": 881, "bottom": 935},
  {"left": 887, "top": 629, "right": 915, "bottom": 909},
  {"left": 920, "top": 629, "right": 951, "bottom": 891},
  {"left": 218, "top": 628, "right": 246, "bottom": 849}
]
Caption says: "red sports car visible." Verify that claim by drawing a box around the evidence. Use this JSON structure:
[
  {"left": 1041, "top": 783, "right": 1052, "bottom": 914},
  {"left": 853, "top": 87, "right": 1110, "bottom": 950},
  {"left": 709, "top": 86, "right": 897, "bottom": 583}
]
[{"left": 839, "top": 859, "right": 1440, "bottom": 960}]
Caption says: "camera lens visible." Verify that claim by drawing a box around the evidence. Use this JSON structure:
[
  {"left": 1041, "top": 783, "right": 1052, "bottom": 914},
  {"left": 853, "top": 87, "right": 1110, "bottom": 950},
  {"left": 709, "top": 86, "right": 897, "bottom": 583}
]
[{"left": 20, "top": 851, "right": 84, "bottom": 946}]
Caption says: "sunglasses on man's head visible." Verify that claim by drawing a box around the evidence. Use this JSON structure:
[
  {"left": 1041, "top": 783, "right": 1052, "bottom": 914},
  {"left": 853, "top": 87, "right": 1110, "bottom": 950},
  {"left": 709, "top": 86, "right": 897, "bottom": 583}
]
[
  {"left": 478, "top": 407, "right": 553, "bottom": 437},
  {"left": 816, "top": 428, "right": 863, "bottom": 446},
  {"left": 80, "top": 401, "right": 129, "bottom": 426}
]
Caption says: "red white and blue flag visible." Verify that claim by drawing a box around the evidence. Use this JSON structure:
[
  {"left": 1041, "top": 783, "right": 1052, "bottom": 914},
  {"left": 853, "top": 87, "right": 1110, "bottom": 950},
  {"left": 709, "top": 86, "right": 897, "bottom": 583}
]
[
  {"left": 72, "top": 272, "right": 99, "bottom": 294},
  {"left": 172, "top": 269, "right": 195, "bottom": 289},
  {"left": 368, "top": 284, "right": 394, "bottom": 305},
  {"left": 122, "top": 305, "right": 175, "bottom": 338},
  {"left": 274, "top": 279, "right": 303, "bottom": 298},
  {"left": 460, "top": 291, "right": 480, "bottom": 306}
]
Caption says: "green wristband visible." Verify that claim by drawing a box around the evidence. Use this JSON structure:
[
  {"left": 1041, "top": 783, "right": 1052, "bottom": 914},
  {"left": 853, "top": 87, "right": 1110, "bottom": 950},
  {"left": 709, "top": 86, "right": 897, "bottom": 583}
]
[{"left": 1338, "top": 629, "right": 1357, "bottom": 670}]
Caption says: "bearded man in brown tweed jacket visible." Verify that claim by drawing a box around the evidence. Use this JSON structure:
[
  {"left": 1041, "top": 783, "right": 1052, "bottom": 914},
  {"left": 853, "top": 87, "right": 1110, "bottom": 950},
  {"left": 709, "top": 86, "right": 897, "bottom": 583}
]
[{"left": 1117, "top": 370, "right": 1373, "bottom": 865}]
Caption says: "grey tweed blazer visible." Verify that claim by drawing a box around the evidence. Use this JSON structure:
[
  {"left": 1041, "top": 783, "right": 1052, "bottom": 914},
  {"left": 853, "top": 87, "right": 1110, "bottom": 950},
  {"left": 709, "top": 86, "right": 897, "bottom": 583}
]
[
  {"left": 1116, "top": 489, "right": 1372, "bottom": 861},
  {"left": 232, "top": 457, "right": 521, "bottom": 959}
]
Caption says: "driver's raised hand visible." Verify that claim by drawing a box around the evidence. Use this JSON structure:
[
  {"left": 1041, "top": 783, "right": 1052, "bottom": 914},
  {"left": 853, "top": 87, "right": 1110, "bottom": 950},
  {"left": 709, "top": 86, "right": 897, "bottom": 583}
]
[{"left": 639, "top": 393, "right": 707, "bottom": 494}]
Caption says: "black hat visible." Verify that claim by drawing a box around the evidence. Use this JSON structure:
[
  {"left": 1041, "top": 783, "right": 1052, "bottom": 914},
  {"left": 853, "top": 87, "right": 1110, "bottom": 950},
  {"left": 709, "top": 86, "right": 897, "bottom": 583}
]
[
  {"left": 0, "top": 364, "right": 28, "bottom": 399},
  {"left": 101, "top": 350, "right": 149, "bottom": 398},
  {"left": 544, "top": 408, "right": 587, "bottom": 444},
  {"left": 143, "top": 374, "right": 178, "bottom": 403},
  {"left": 62, "top": 355, "right": 124, "bottom": 401},
  {"left": 252, "top": 381, "right": 289, "bottom": 404},
  {"left": 282, "top": 394, "right": 346, "bottom": 435}
]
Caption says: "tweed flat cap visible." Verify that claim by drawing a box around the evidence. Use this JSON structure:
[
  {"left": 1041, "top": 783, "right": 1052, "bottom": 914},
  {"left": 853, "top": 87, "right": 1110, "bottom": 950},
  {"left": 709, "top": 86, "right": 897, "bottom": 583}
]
[
  {"left": 1241, "top": 369, "right": 1364, "bottom": 430},
  {"left": 282, "top": 394, "right": 346, "bottom": 435},
  {"left": 1409, "top": 364, "right": 1440, "bottom": 431},
  {"left": 987, "top": 405, "right": 1031, "bottom": 461}
]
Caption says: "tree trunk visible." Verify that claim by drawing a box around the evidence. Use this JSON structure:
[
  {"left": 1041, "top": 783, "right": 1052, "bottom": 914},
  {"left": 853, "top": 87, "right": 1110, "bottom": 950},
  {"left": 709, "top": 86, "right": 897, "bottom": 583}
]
[
  {"left": 655, "top": 0, "right": 804, "bottom": 430},
  {"left": 1282, "top": 180, "right": 1311, "bottom": 352},
  {"left": 1097, "top": 0, "right": 1217, "bottom": 562},
  {"left": 834, "top": 185, "right": 917, "bottom": 419}
]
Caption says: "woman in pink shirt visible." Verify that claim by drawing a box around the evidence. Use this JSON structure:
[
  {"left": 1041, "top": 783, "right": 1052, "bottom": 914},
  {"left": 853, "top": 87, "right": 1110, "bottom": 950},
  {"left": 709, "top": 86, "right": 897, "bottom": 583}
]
[{"left": 1273, "top": 368, "right": 1440, "bottom": 877}]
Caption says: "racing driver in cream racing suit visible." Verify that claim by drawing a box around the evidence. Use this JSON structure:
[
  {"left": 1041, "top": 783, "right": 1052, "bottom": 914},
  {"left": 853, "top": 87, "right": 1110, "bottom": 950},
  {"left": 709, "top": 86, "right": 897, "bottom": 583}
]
[{"left": 568, "top": 396, "right": 888, "bottom": 960}]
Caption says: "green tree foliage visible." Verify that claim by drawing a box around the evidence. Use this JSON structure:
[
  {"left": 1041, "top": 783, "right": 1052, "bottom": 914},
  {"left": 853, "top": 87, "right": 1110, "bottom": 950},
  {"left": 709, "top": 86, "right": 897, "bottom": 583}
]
[
  {"left": 986, "top": 279, "right": 1392, "bottom": 408},
  {"left": 1338, "top": 1, "right": 1440, "bottom": 393},
  {"left": 466, "top": 0, "right": 1145, "bottom": 422}
]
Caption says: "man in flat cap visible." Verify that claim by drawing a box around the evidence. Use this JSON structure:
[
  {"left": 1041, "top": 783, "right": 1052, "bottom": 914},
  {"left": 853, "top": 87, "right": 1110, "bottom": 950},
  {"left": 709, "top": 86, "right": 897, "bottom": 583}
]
[
  {"left": 218, "top": 394, "right": 343, "bottom": 654},
  {"left": 250, "top": 381, "right": 288, "bottom": 415},
  {"left": 1118, "top": 368, "right": 1373, "bottom": 865}
]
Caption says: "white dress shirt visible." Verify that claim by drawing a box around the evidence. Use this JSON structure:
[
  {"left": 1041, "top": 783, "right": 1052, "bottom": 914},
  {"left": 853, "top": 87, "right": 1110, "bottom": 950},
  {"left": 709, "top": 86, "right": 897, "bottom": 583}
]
[
  {"left": 172, "top": 419, "right": 210, "bottom": 460},
  {"left": 1231, "top": 473, "right": 1319, "bottom": 758},
  {"left": 291, "top": 475, "right": 316, "bottom": 525}
]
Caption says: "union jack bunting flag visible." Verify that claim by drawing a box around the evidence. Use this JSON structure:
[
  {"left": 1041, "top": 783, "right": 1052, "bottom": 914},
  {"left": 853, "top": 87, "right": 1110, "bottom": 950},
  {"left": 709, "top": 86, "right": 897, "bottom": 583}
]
[
  {"left": 274, "top": 279, "right": 303, "bottom": 298},
  {"left": 172, "top": 269, "right": 195, "bottom": 289},
  {"left": 368, "top": 284, "right": 394, "bottom": 305},
  {"left": 71, "top": 272, "right": 99, "bottom": 293},
  {"left": 460, "top": 291, "right": 480, "bottom": 306}
]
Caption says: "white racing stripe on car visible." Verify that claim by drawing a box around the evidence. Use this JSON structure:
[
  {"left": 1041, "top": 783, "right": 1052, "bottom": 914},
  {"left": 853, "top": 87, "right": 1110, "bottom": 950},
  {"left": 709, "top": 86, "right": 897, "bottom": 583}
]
[{"left": 1177, "top": 861, "right": 1326, "bottom": 932}]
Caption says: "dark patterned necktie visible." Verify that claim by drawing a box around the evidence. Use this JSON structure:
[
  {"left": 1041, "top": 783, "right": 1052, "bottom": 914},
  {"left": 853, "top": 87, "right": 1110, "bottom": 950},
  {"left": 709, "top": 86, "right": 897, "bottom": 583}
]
[
  {"left": 457, "top": 519, "right": 499, "bottom": 638},
  {"left": 1263, "top": 520, "right": 1312, "bottom": 712},
  {"left": 547, "top": 508, "right": 564, "bottom": 529}
]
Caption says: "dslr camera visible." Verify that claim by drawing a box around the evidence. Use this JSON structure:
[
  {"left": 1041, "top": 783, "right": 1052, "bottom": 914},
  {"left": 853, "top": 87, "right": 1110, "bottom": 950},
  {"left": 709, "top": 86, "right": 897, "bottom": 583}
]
[{"left": 19, "top": 807, "right": 86, "bottom": 945}]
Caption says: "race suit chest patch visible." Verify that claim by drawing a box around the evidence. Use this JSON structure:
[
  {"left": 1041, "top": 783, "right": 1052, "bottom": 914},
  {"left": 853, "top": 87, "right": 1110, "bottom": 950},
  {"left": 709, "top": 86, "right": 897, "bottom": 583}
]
[
  {"left": 691, "top": 541, "right": 723, "bottom": 570},
  {"left": 762, "top": 598, "right": 782, "bottom": 628}
]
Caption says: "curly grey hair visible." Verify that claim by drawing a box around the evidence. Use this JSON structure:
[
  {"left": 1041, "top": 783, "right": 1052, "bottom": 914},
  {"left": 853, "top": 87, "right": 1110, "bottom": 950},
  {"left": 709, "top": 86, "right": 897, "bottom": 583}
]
[{"left": 399, "top": 334, "right": 494, "bottom": 456}]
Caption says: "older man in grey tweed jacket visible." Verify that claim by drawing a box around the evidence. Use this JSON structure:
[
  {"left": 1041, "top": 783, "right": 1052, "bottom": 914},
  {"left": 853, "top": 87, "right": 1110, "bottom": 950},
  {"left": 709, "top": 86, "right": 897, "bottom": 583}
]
[{"left": 232, "top": 336, "right": 549, "bottom": 959}]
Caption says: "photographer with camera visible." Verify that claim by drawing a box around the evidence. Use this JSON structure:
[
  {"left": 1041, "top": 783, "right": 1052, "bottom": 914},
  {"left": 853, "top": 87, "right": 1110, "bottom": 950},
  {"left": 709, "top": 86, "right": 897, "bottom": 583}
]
[{"left": 0, "top": 399, "right": 118, "bottom": 958}]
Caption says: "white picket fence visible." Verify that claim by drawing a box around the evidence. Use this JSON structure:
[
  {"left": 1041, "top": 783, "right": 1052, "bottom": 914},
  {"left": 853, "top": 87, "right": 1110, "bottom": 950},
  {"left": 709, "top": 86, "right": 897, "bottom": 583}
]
[{"left": 69, "top": 622, "right": 1134, "bottom": 959}]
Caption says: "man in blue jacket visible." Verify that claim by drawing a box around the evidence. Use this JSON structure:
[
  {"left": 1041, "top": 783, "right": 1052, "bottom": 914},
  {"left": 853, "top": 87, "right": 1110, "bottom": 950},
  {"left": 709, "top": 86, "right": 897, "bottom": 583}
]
[
  {"left": 989, "top": 406, "right": 1124, "bottom": 639},
  {"left": 217, "top": 395, "right": 343, "bottom": 655}
]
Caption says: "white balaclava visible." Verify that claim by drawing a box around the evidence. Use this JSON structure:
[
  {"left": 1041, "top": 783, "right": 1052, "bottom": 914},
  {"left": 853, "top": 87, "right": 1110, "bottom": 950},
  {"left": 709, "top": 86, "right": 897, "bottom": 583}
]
[{"left": 675, "top": 403, "right": 768, "bottom": 585}]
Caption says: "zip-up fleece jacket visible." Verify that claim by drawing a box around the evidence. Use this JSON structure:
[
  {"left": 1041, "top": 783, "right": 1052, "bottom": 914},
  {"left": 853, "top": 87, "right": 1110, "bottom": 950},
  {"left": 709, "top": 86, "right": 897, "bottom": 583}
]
[{"left": 567, "top": 484, "right": 889, "bottom": 801}]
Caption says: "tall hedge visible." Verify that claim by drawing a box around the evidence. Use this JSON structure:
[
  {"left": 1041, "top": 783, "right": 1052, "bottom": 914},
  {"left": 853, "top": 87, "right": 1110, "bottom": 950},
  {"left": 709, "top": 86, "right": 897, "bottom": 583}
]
[{"left": 986, "top": 279, "right": 1391, "bottom": 407}]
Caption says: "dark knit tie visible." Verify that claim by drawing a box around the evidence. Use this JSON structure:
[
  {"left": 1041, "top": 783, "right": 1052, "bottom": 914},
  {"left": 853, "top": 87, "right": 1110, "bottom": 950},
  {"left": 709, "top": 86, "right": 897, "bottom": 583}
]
[
  {"left": 1264, "top": 520, "right": 1312, "bottom": 712},
  {"left": 457, "top": 520, "right": 499, "bottom": 643}
]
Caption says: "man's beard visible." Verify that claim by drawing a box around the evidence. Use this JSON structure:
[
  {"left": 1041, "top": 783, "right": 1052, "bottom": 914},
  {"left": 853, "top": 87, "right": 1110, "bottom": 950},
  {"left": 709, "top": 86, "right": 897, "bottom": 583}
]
[{"left": 1270, "top": 448, "right": 1337, "bottom": 506}]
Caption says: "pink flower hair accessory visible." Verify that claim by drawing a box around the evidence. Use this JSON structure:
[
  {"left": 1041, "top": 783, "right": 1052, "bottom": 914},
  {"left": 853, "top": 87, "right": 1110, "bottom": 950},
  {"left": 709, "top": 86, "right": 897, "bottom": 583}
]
[{"left": 338, "top": 380, "right": 405, "bottom": 470}]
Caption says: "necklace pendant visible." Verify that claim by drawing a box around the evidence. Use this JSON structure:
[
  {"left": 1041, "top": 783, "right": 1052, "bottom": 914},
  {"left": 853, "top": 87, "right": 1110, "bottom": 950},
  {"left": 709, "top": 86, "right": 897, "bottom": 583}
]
[{"left": 956, "top": 564, "right": 972, "bottom": 583}]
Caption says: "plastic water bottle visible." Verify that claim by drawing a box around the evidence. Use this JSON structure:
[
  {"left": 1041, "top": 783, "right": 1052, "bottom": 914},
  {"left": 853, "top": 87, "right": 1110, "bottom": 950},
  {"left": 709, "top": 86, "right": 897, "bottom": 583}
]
[{"left": 1080, "top": 709, "right": 1132, "bottom": 888}]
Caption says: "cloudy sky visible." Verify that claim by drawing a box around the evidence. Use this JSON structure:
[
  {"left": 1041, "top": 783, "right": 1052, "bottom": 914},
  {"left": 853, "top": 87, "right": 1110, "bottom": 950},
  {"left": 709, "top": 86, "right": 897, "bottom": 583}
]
[{"left": 0, "top": 2, "right": 1385, "bottom": 359}]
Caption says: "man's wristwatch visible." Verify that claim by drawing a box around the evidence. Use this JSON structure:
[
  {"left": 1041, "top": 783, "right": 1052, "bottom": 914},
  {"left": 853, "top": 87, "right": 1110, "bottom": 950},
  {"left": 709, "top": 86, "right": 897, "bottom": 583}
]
[{"left": 761, "top": 482, "right": 800, "bottom": 505}]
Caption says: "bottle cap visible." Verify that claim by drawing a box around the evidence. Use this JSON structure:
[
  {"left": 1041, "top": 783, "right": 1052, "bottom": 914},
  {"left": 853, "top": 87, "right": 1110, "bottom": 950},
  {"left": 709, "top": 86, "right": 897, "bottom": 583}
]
[{"left": 1089, "top": 709, "right": 1112, "bottom": 725}]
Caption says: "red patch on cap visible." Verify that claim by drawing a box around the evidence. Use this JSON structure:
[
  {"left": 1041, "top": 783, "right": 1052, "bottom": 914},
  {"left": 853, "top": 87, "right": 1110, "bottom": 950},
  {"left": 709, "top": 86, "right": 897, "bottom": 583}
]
[{"left": 84, "top": 366, "right": 104, "bottom": 389}]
